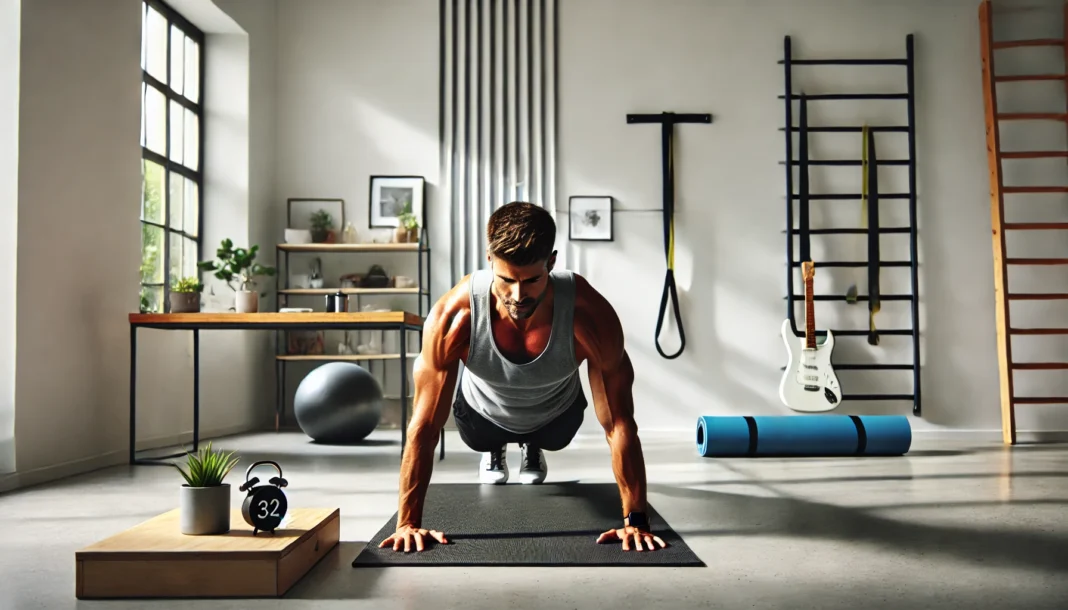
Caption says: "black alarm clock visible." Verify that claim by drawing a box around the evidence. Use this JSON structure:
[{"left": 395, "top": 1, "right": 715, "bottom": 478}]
[{"left": 239, "top": 460, "right": 289, "bottom": 535}]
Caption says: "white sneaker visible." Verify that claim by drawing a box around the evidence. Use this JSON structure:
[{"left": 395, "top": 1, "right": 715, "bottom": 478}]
[
  {"left": 519, "top": 443, "right": 547, "bottom": 484},
  {"left": 479, "top": 445, "right": 509, "bottom": 484}
]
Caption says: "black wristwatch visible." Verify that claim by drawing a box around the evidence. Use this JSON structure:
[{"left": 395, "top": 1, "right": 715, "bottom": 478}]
[{"left": 624, "top": 511, "right": 649, "bottom": 530}]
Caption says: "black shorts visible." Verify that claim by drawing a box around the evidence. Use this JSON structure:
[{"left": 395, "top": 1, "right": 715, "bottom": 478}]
[{"left": 452, "top": 372, "right": 588, "bottom": 452}]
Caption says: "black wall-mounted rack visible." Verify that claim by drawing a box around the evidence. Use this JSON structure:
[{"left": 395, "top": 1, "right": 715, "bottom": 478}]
[{"left": 779, "top": 34, "right": 922, "bottom": 416}]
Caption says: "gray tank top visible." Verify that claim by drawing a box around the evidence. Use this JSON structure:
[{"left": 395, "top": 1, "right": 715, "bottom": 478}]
[{"left": 459, "top": 268, "right": 582, "bottom": 434}]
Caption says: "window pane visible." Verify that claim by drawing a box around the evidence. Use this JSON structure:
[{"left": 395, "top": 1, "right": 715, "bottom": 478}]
[
  {"left": 169, "top": 231, "right": 185, "bottom": 283},
  {"left": 184, "top": 37, "right": 199, "bottom": 103},
  {"left": 183, "top": 108, "right": 198, "bottom": 171},
  {"left": 170, "top": 26, "right": 184, "bottom": 95},
  {"left": 183, "top": 237, "right": 199, "bottom": 279},
  {"left": 140, "top": 223, "right": 164, "bottom": 284},
  {"left": 168, "top": 171, "right": 184, "bottom": 231},
  {"left": 140, "top": 83, "right": 146, "bottom": 147},
  {"left": 144, "top": 84, "right": 166, "bottom": 155},
  {"left": 140, "top": 3, "right": 147, "bottom": 71},
  {"left": 169, "top": 100, "right": 184, "bottom": 164},
  {"left": 184, "top": 178, "right": 199, "bottom": 238},
  {"left": 145, "top": 5, "right": 167, "bottom": 84},
  {"left": 141, "top": 160, "right": 165, "bottom": 224},
  {"left": 140, "top": 285, "right": 163, "bottom": 314}
]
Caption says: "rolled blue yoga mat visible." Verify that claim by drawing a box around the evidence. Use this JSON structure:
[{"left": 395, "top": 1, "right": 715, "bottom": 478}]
[{"left": 695, "top": 415, "right": 911, "bottom": 457}]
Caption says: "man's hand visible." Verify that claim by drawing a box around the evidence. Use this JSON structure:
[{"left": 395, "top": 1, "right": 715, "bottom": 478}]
[
  {"left": 378, "top": 524, "right": 449, "bottom": 552},
  {"left": 596, "top": 525, "right": 668, "bottom": 551}
]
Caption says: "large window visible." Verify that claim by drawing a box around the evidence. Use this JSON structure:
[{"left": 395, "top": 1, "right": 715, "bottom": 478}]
[{"left": 139, "top": 0, "right": 204, "bottom": 313}]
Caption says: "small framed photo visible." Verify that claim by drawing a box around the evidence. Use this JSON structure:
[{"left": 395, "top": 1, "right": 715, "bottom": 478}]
[
  {"left": 568, "top": 196, "right": 614, "bottom": 241},
  {"left": 369, "top": 175, "right": 425, "bottom": 228}
]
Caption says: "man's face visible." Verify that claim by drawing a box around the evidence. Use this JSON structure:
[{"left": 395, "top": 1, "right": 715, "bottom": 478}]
[{"left": 489, "top": 253, "right": 556, "bottom": 320}]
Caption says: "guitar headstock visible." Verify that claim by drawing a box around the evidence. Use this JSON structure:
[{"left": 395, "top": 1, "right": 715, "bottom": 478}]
[{"left": 801, "top": 260, "right": 816, "bottom": 281}]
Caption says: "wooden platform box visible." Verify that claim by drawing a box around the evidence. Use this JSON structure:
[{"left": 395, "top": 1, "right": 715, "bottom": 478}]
[{"left": 75, "top": 507, "right": 340, "bottom": 599}]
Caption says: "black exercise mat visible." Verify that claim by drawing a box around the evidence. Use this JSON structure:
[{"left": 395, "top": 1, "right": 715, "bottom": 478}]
[{"left": 352, "top": 482, "right": 704, "bottom": 567}]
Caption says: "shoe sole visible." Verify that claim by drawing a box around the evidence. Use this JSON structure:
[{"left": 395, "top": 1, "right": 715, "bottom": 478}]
[{"left": 480, "top": 465, "right": 509, "bottom": 485}]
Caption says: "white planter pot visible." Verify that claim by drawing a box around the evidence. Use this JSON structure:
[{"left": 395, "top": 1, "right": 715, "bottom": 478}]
[
  {"left": 284, "top": 228, "right": 313, "bottom": 244},
  {"left": 179, "top": 484, "right": 231, "bottom": 535},
  {"left": 235, "top": 290, "right": 259, "bottom": 313}
]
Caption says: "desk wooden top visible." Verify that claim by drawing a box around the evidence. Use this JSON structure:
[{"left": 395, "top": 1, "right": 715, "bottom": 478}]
[
  {"left": 130, "top": 311, "right": 425, "bottom": 327},
  {"left": 76, "top": 507, "right": 340, "bottom": 560}
]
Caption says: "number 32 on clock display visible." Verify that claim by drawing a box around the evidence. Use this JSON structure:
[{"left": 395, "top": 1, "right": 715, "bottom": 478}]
[{"left": 239, "top": 460, "right": 290, "bottom": 535}]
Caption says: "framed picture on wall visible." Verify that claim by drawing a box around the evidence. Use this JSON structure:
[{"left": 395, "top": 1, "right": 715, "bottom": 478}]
[
  {"left": 568, "top": 196, "right": 613, "bottom": 241},
  {"left": 369, "top": 175, "right": 426, "bottom": 228}
]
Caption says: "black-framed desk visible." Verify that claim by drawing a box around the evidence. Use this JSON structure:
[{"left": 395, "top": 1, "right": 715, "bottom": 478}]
[{"left": 128, "top": 311, "right": 443, "bottom": 465}]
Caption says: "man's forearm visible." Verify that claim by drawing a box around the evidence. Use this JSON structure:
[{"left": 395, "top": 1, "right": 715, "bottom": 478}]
[
  {"left": 395, "top": 351, "right": 457, "bottom": 530},
  {"left": 592, "top": 351, "right": 647, "bottom": 520},
  {"left": 396, "top": 424, "right": 439, "bottom": 528},
  {"left": 607, "top": 422, "right": 647, "bottom": 517}
]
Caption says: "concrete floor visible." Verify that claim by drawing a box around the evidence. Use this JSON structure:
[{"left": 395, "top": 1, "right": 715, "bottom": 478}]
[{"left": 1, "top": 429, "right": 1066, "bottom": 609}]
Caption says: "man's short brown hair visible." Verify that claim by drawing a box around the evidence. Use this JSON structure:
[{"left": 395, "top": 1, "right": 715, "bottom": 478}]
[{"left": 486, "top": 201, "right": 556, "bottom": 267}]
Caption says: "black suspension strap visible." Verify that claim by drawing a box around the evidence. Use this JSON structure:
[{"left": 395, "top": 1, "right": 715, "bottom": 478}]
[
  {"left": 798, "top": 95, "right": 812, "bottom": 266},
  {"left": 627, "top": 111, "right": 712, "bottom": 359}
]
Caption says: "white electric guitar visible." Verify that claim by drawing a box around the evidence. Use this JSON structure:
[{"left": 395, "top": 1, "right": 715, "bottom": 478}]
[{"left": 779, "top": 261, "right": 842, "bottom": 412}]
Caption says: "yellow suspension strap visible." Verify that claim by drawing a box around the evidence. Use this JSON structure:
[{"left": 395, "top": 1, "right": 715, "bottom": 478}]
[{"left": 864, "top": 125, "right": 881, "bottom": 345}]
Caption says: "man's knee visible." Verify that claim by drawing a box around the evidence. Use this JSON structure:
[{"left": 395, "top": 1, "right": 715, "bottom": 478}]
[
  {"left": 459, "top": 434, "right": 501, "bottom": 453},
  {"left": 456, "top": 420, "right": 504, "bottom": 452},
  {"left": 535, "top": 435, "right": 573, "bottom": 452},
  {"left": 532, "top": 404, "right": 585, "bottom": 451}
]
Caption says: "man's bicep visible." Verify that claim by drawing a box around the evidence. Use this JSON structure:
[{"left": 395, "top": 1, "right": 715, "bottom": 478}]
[
  {"left": 584, "top": 290, "right": 634, "bottom": 425},
  {"left": 412, "top": 353, "right": 459, "bottom": 429},
  {"left": 411, "top": 300, "right": 468, "bottom": 430}
]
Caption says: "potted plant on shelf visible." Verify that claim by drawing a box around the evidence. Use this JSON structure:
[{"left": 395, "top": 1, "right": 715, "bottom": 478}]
[
  {"left": 395, "top": 202, "right": 419, "bottom": 243},
  {"left": 169, "top": 276, "right": 204, "bottom": 313},
  {"left": 310, "top": 209, "right": 334, "bottom": 243},
  {"left": 175, "top": 442, "right": 240, "bottom": 535},
  {"left": 198, "top": 238, "right": 277, "bottom": 313}
]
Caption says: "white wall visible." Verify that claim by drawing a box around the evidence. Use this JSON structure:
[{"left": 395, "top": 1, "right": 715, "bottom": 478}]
[
  {"left": 273, "top": 0, "right": 439, "bottom": 427},
  {"left": 13, "top": 0, "right": 143, "bottom": 477},
  {"left": 1, "top": 0, "right": 279, "bottom": 491},
  {"left": 555, "top": 0, "right": 1068, "bottom": 438},
  {"left": 268, "top": 0, "right": 1068, "bottom": 440},
  {"left": 0, "top": 0, "right": 20, "bottom": 474}
]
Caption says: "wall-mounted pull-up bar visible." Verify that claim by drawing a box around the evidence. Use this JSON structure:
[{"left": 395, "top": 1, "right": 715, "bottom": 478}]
[{"left": 626, "top": 111, "right": 712, "bottom": 360}]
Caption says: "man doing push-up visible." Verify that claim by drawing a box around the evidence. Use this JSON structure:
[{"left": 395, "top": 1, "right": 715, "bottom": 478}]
[{"left": 380, "top": 201, "right": 666, "bottom": 553}]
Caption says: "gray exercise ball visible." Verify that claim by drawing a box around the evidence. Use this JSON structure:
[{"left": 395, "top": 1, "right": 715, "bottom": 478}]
[{"left": 293, "top": 362, "right": 384, "bottom": 444}]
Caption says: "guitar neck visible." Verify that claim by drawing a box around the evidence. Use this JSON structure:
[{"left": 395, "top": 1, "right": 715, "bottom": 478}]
[{"left": 805, "top": 274, "right": 816, "bottom": 349}]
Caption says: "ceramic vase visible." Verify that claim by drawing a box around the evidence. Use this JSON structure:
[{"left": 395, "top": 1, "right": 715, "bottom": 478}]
[
  {"left": 179, "top": 484, "right": 230, "bottom": 535},
  {"left": 235, "top": 291, "right": 259, "bottom": 313}
]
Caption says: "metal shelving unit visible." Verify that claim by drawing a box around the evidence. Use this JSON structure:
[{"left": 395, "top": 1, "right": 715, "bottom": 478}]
[{"left": 272, "top": 237, "right": 432, "bottom": 427}]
